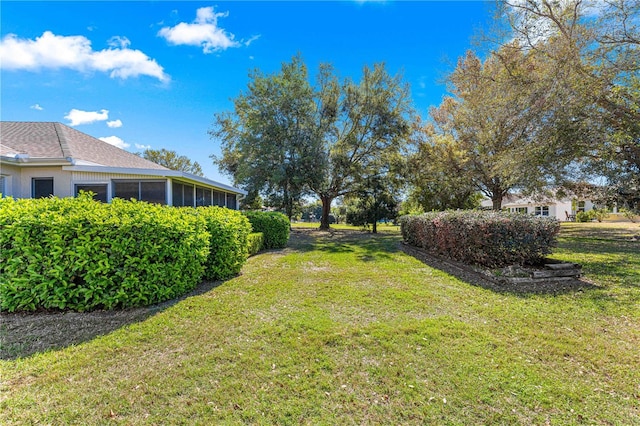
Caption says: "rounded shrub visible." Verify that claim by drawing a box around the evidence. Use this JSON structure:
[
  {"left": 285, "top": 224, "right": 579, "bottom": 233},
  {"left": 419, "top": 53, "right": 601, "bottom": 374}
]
[
  {"left": 247, "top": 232, "right": 264, "bottom": 256},
  {"left": 0, "top": 196, "right": 209, "bottom": 312},
  {"left": 400, "top": 210, "right": 561, "bottom": 268},
  {"left": 195, "top": 206, "right": 252, "bottom": 280},
  {"left": 575, "top": 211, "right": 591, "bottom": 222},
  {"left": 242, "top": 211, "right": 290, "bottom": 249}
]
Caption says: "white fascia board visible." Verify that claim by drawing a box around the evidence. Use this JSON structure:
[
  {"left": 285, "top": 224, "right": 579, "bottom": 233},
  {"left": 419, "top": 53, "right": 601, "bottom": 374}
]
[
  {"left": 63, "top": 165, "right": 247, "bottom": 195},
  {"left": 1, "top": 155, "right": 73, "bottom": 166}
]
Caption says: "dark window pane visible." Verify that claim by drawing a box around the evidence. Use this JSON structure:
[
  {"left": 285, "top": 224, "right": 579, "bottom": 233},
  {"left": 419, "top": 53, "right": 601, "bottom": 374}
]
[
  {"left": 183, "top": 184, "right": 194, "bottom": 207},
  {"left": 226, "top": 193, "right": 237, "bottom": 210},
  {"left": 33, "top": 178, "right": 54, "bottom": 198},
  {"left": 141, "top": 181, "right": 166, "bottom": 205},
  {"left": 214, "top": 191, "right": 225, "bottom": 207},
  {"left": 172, "top": 182, "right": 184, "bottom": 206},
  {"left": 75, "top": 184, "right": 108, "bottom": 203},
  {"left": 204, "top": 189, "right": 212, "bottom": 206},
  {"left": 196, "top": 187, "right": 205, "bottom": 207},
  {"left": 113, "top": 181, "right": 139, "bottom": 200}
]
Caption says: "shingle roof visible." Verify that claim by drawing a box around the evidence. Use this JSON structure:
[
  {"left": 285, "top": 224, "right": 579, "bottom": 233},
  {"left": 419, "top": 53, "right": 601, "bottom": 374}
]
[{"left": 1, "top": 121, "right": 169, "bottom": 170}]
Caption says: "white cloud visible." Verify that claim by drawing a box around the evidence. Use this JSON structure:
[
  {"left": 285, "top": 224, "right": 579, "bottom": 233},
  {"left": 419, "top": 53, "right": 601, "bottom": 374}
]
[
  {"left": 135, "top": 143, "right": 151, "bottom": 150},
  {"left": 244, "top": 35, "right": 261, "bottom": 47},
  {"left": 99, "top": 136, "right": 130, "bottom": 149},
  {"left": 107, "top": 119, "right": 123, "bottom": 128},
  {"left": 107, "top": 36, "right": 131, "bottom": 49},
  {"left": 0, "top": 31, "right": 169, "bottom": 82},
  {"left": 65, "top": 108, "right": 109, "bottom": 126},
  {"left": 30, "top": 104, "right": 44, "bottom": 111},
  {"left": 158, "top": 6, "right": 240, "bottom": 53}
]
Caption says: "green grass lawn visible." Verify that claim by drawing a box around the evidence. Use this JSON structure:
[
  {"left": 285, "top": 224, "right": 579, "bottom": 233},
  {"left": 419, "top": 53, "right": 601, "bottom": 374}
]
[{"left": 1, "top": 222, "right": 639, "bottom": 424}]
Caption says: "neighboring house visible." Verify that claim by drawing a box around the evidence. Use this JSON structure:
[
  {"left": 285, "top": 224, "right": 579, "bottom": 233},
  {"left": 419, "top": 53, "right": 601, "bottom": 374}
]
[
  {"left": 480, "top": 193, "right": 598, "bottom": 221},
  {"left": 0, "top": 121, "right": 245, "bottom": 208}
]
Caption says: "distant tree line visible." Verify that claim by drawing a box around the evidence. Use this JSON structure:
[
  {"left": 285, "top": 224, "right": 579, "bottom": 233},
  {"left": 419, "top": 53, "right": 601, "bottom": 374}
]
[{"left": 210, "top": 0, "right": 639, "bottom": 229}]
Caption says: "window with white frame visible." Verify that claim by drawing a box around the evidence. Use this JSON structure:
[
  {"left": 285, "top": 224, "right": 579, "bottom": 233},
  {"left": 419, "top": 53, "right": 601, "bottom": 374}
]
[
  {"left": 511, "top": 207, "right": 527, "bottom": 214},
  {"left": 535, "top": 206, "right": 550, "bottom": 216}
]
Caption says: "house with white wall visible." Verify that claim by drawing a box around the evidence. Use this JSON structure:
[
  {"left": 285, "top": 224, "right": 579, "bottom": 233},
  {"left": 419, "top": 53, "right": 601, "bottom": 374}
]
[
  {"left": 480, "top": 193, "right": 597, "bottom": 221},
  {"left": 0, "top": 121, "right": 245, "bottom": 207}
]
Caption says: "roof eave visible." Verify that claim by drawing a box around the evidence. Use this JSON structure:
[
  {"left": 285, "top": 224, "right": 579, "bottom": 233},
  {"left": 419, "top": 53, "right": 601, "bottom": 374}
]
[
  {"left": 173, "top": 171, "right": 247, "bottom": 195},
  {"left": 1, "top": 155, "right": 74, "bottom": 166}
]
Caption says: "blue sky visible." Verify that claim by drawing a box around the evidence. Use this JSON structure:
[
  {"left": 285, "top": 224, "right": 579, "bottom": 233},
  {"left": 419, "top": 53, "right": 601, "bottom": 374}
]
[{"left": 1, "top": 1, "right": 496, "bottom": 185}]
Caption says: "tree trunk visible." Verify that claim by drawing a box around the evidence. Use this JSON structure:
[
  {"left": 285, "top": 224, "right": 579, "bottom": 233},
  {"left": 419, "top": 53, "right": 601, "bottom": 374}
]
[
  {"left": 372, "top": 195, "right": 378, "bottom": 234},
  {"left": 319, "top": 195, "right": 333, "bottom": 230},
  {"left": 492, "top": 193, "right": 503, "bottom": 211},
  {"left": 284, "top": 184, "right": 292, "bottom": 222}
]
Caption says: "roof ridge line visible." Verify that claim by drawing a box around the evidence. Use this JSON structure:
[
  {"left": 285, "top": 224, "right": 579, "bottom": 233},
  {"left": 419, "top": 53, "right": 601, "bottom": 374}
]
[{"left": 53, "top": 122, "right": 73, "bottom": 159}]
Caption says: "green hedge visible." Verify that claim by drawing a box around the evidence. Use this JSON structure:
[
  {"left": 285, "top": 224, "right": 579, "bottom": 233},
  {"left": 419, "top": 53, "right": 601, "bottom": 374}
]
[
  {"left": 247, "top": 232, "right": 264, "bottom": 256},
  {"left": 243, "top": 211, "right": 290, "bottom": 249},
  {"left": 195, "top": 206, "right": 252, "bottom": 281},
  {"left": 400, "top": 210, "right": 560, "bottom": 268},
  {"left": 0, "top": 196, "right": 209, "bottom": 312}
]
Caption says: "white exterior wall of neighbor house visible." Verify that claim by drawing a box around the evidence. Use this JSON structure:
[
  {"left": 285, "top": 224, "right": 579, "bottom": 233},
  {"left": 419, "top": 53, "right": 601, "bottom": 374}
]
[
  {"left": 505, "top": 200, "right": 573, "bottom": 220},
  {"left": 575, "top": 200, "right": 596, "bottom": 212},
  {"left": 482, "top": 195, "right": 612, "bottom": 220},
  {"left": 497, "top": 198, "right": 599, "bottom": 221},
  {"left": 556, "top": 200, "right": 573, "bottom": 219}
]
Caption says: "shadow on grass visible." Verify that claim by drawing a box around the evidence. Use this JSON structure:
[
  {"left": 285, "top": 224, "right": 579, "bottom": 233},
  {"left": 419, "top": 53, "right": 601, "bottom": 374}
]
[
  {"left": 288, "top": 228, "right": 399, "bottom": 263},
  {"left": 0, "top": 279, "right": 228, "bottom": 361}
]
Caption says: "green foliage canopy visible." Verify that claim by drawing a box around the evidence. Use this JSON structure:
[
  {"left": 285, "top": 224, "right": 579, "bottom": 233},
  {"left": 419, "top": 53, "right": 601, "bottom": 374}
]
[
  {"left": 140, "top": 148, "right": 204, "bottom": 176},
  {"left": 211, "top": 56, "right": 322, "bottom": 220},
  {"left": 212, "top": 56, "right": 413, "bottom": 229},
  {"left": 497, "top": 0, "right": 640, "bottom": 210}
]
